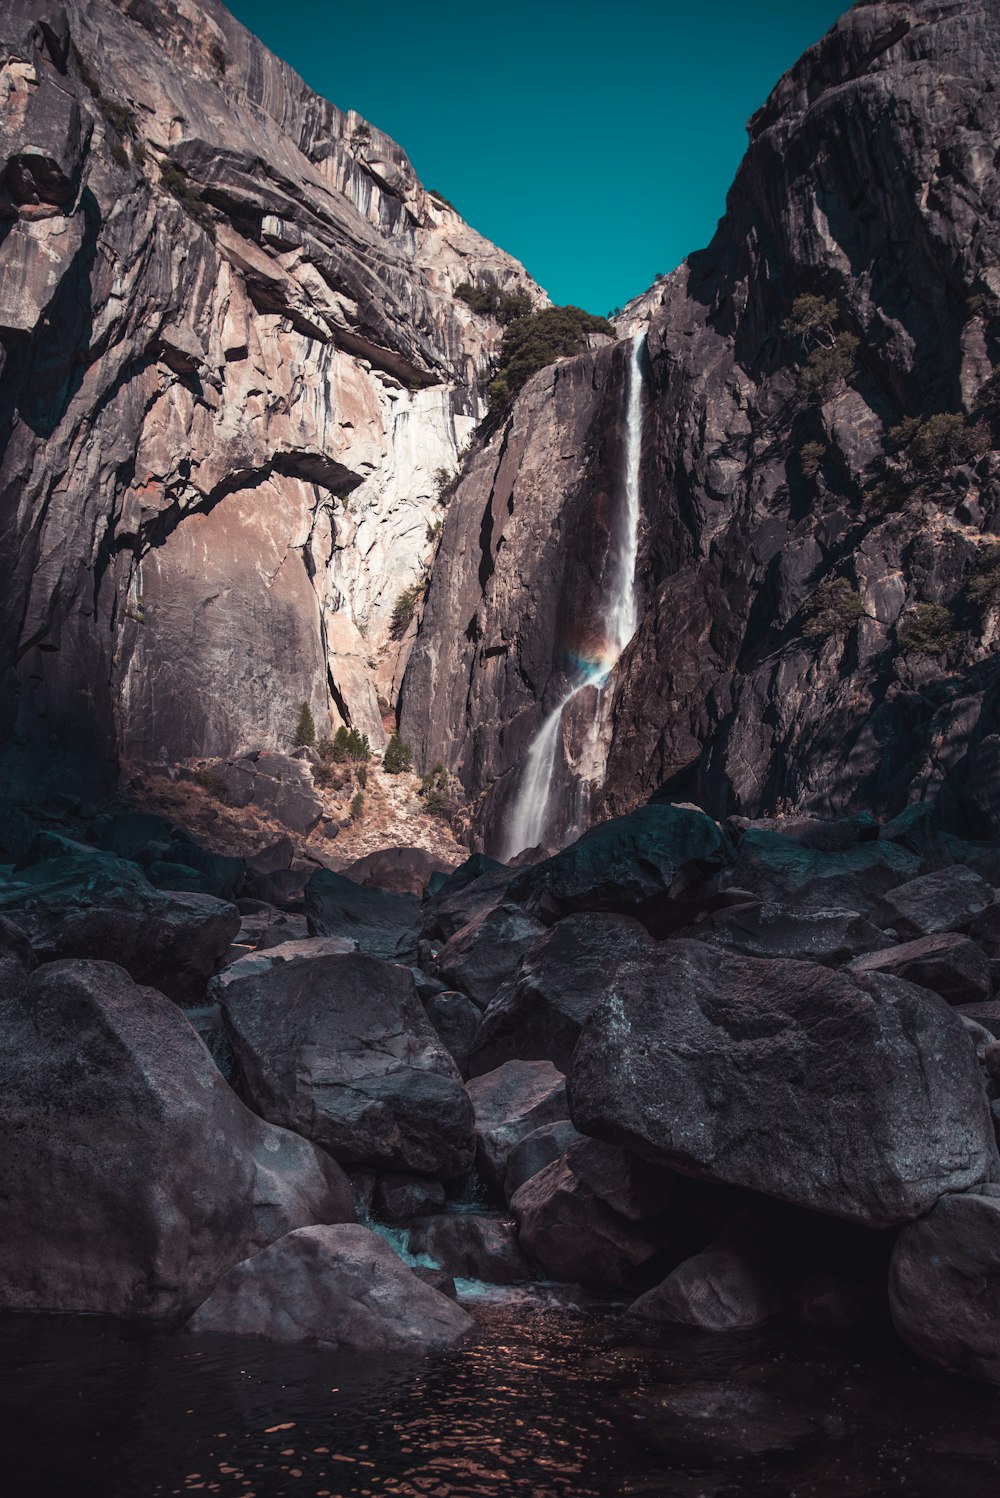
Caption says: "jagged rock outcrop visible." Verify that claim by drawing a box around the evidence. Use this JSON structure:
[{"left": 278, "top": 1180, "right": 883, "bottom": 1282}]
[
  {"left": 402, "top": 0, "right": 1000, "bottom": 851},
  {"left": 0, "top": 0, "right": 542, "bottom": 797}
]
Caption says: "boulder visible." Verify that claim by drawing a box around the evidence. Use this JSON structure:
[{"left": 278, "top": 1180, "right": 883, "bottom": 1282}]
[
  {"left": 565, "top": 1137, "right": 674, "bottom": 1223},
  {"left": 889, "top": 1189, "right": 1000, "bottom": 1385},
  {"left": 209, "top": 935, "right": 357, "bottom": 996},
  {"left": 504, "top": 1121, "right": 585, "bottom": 1200},
  {"left": 425, "top": 990, "right": 481, "bottom": 1075},
  {"left": 510, "top": 1157, "right": 658, "bottom": 1286},
  {"left": 880, "top": 865, "right": 996, "bottom": 938},
  {"left": 373, "top": 1173, "right": 446, "bottom": 1224},
  {"left": 0, "top": 835, "right": 239, "bottom": 1002},
  {"left": 0, "top": 958, "right": 353, "bottom": 1321},
  {"left": 848, "top": 933, "right": 992, "bottom": 1006},
  {"left": 217, "top": 754, "right": 325, "bottom": 835},
  {"left": 958, "top": 1000, "right": 1000, "bottom": 1037},
  {"left": 404, "top": 1213, "right": 534, "bottom": 1284},
  {"left": 434, "top": 903, "right": 547, "bottom": 1008},
  {"left": 695, "top": 900, "right": 892, "bottom": 967},
  {"left": 419, "top": 855, "right": 514, "bottom": 944},
  {"left": 305, "top": 868, "right": 419, "bottom": 959},
  {"left": 630, "top": 1243, "right": 782, "bottom": 1330},
  {"left": 968, "top": 903, "right": 1000, "bottom": 987},
  {"left": 344, "top": 846, "right": 457, "bottom": 896},
  {"left": 506, "top": 804, "right": 731, "bottom": 927},
  {"left": 570, "top": 940, "right": 997, "bottom": 1227},
  {"left": 186, "top": 1224, "right": 473, "bottom": 1349},
  {"left": 465, "top": 1060, "right": 569, "bottom": 1190},
  {"left": 722, "top": 830, "right": 920, "bottom": 918},
  {"left": 470, "top": 912, "right": 652, "bottom": 1076},
  {"left": 222, "top": 950, "right": 475, "bottom": 1177}
]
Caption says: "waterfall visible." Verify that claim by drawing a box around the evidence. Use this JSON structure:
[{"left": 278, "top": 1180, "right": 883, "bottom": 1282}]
[{"left": 501, "top": 331, "right": 645, "bottom": 861}]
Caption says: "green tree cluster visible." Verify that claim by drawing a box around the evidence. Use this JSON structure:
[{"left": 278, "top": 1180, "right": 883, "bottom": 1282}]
[
  {"left": 889, "top": 413, "right": 988, "bottom": 474},
  {"left": 382, "top": 732, "right": 413, "bottom": 774},
  {"left": 487, "top": 306, "right": 615, "bottom": 413},
  {"left": 319, "top": 726, "right": 370, "bottom": 763},
  {"left": 454, "top": 283, "right": 534, "bottom": 325}
]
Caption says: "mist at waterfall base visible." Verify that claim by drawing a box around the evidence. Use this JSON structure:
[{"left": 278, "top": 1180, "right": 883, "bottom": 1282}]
[
  {"left": 501, "top": 333, "right": 645, "bottom": 862},
  {"left": 6, "top": 1305, "right": 1000, "bottom": 1497}
]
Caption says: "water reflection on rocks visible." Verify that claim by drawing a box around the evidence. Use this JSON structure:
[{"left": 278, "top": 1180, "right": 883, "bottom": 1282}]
[{"left": 3, "top": 1306, "right": 1000, "bottom": 1497}]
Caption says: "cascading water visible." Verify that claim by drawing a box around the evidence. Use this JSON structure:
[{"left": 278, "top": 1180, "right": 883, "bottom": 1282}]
[{"left": 501, "top": 330, "right": 646, "bottom": 861}]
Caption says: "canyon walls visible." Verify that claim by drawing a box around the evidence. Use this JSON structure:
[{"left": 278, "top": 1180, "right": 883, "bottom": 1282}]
[{"left": 402, "top": 0, "right": 1000, "bottom": 851}]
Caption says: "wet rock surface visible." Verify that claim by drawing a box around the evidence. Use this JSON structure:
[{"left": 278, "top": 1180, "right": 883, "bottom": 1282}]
[{"left": 186, "top": 1224, "right": 473, "bottom": 1350}]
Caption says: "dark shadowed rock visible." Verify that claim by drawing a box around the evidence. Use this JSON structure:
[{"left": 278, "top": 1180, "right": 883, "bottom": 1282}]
[
  {"left": 503, "top": 1121, "right": 585, "bottom": 1200},
  {"left": 958, "top": 1001, "right": 1000, "bottom": 1037},
  {"left": 694, "top": 900, "right": 892, "bottom": 967},
  {"left": 880, "top": 866, "right": 996, "bottom": 938},
  {"left": 344, "top": 847, "right": 457, "bottom": 897},
  {"left": 469, "top": 912, "right": 652, "bottom": 1076},
  {"left": 186, "top": 1224, "right": 473, "bottom": 1349},
  {"left": 890, "top": 1190, "right": 1000, "bottom": 1385},
  {"left": 506, "top": 805, "right": 731, "bottom": 927},
  {"left": 848, "top": 933, "right": 992, "bottom": 1006},
  {"left": 570, "top": 940, "right": 997, "bottom": 1227},
  {"left": 465, "top": 1060, "right": 569, "bottom": 1190},
  {"left": 305, "top": 869, "right": 419, "bottom": 958},
  {"left": 222, "top": 951, "right": 474, "bottom": 1176},
  {"left": 0, "top": 958, "right": 353, "bottom": 1320},
  {"left": 620, "top": 1382, "right": 817, "bottom": 1461},
  {"left": 210, "top": 936, "right": 357, "bottom": 996},
  {"left": 0, "top": 836, "right": 239, "bottom": 1001},
  {"left": 419, "top": 856, "right": 514, "bottom": 944},
  {"left": 404, "top": 1213, "right": 533, "bottom": 1284},
  {"left": 425, "top": 990, "right": 481, "bottom": 1075},
  {"left": 434, "top": 904, "right": 547, "bottom": 1009},
  {"left": 631, "top": 1243, "right": 782, "bottom": 1330},
  {"left": 721, "top": 832, "right": 920, "bottom": 919},
  {"left": 966, "top": 902, "right": 1000, "bottom": 988},
  {"left": 510, "top": 1157, "right": 658, "bottom": 1286},
  {"left": 373, "top": 1173, "right": 446, "bottom": 1224},
  {"left": 565, "top": 1138, "right": 674, "bottom": 1223}
]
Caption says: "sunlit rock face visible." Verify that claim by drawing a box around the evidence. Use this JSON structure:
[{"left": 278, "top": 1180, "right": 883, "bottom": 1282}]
[
  {"left": 0, "top": 0, "right": 543, "bottom": 791},
  {"left": 403, "top": 0, "right": 1000, "bottom": 851}
]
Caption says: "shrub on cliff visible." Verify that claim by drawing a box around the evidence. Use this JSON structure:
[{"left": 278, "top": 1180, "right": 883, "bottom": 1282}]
[
  {"left": 322, "top": 726, "right": 370, "bottom": 763},
  {"left": 968, "top": 545, "right": 1000, "bottom": 608},
  {"left": 802, "top": 578, "right": 866, "bottom": 640},
  {"left": 383, "top": 733, "right": 413, "bottom": 775},
  {"left": 390, "top": 583, "right": 425, "bottom": 639},
  {"left": 897, "top": 603, "right": 958, "bottom": 656},
  {"left": 889, "top": 412, "right": 987, "bottom": 475},
  {"left": 293, "top": 702, "right": 316, "bottom": 748},
  {"left": 488, "top": 306, "right": 615, "bottom": 412},
  {"left": 455, "top": 283, "right": 534, "bottom": 325},
  {"left": 797, "top": 334, "right": 859, "bottom": 403}
]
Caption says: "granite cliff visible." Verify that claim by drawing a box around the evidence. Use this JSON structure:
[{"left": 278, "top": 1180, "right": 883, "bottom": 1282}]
[
  {"left": 402, "top": 0, "right": 1000, "bottom": 854},
  {"left": 0, "top": 0, "right": 542, "bottom": 797}
]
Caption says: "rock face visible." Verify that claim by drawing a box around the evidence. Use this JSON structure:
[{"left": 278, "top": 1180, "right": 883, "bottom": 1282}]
[
  {"left": 570, "top": 940, "right": 998, "bottom": 1227},
  {"left": 0, "top": 956, "right": 353, "bottom": 1320},
  {"left": 221, "top": 950, "right": 475, "bottom": 1177},
  {"left": 889, "top": 1189, "right": 1000, "bottom": 1385},
  {"left": 0, "top": 0, "right": 542, "bottom": 799},
  {"left": 402, "top": 0, "right": 1000, "bottom": 852},
  {"left": 465, "top": 1059, "right": 569, "bottom": 1191},
  {"left": 186, "top": 1224, "right": 473, "bottom": 1349}
]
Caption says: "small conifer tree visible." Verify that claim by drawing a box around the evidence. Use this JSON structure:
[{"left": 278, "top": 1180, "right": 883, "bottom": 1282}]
[{"left": 293, "top": 701, "right": 316, "bottom": 748}]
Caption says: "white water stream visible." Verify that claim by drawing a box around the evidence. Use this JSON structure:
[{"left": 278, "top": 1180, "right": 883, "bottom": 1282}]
[{"left": 501, "top": 331, "right": 646, "bottom": 861}]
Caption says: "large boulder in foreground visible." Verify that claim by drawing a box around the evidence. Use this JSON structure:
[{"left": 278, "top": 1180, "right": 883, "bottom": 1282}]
[
  {"left": 506, "top": 804, "right": 731, "bottom": 927},
  {"left": 889, "top": 1189, "right": 1000, "bottom": 1385},
  {"left": 469, "top": 913, "right": 652, "bottom": 1076},
  {"left": 305, "top": 869, "right": 419, "bottom": 958},
  {"left": 465, "top": 1060, "right": 569, "bottom": 1190},
  {"left": 0, "top": 957, "right": 353, "bottom": 1321},
  {"left": 187, "top": 1224, "right": 472, "bottom": 1349},
  {"left": 570, "top": 940, "right": 997, "bottom": 1227},
  {"left": 222, "top": 951, "right": 474, "bottom": 1177},
  {"left": 0, "top": 835, "right": 239, "bottom": 1001},
  {"left": 510, "top": 1155, "right": 659, "bottom": 1286}
]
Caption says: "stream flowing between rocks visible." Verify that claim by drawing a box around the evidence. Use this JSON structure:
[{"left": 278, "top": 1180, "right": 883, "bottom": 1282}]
[{"left": 4, "top": 1296, "right": 1000, "bottom": 1498}]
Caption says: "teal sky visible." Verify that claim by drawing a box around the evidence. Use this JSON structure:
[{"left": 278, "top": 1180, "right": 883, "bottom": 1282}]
[{"left": 227, "top": 0, "right": 850, "bottom": 315}]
